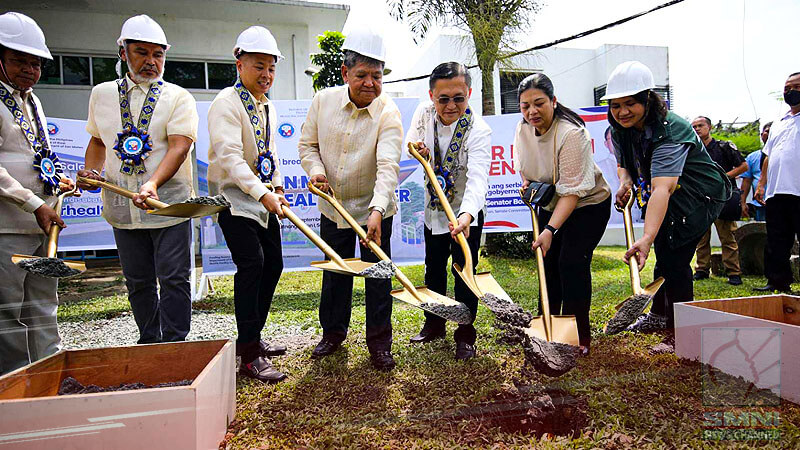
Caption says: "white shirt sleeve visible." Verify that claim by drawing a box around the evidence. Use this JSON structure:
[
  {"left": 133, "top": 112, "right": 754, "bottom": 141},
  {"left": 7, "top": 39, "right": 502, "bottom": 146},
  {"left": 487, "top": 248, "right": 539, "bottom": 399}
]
[{"left": 458, "top": 122, "right": 492, "bottom": 220}]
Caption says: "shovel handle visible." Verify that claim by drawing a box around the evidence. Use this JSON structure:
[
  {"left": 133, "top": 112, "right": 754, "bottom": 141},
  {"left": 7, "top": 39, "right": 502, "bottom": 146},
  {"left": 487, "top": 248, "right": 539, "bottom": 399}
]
[
  {"left": 618, "top": 188, "right": 643, "bottom": 294},
  {"left": 77, "top": 176, "right": 170, "bottom": 210},
  {"left": 46, "top": 185, "right": 80, "bottom": 258},
  {"left": 527, "top": 202, "right": 553, "bottom": 342},
  {"left": 308, "top": 182, "right": 421, "bottom": 299},
  {"left": 407, "top": 143, "right": 479, "bottom": 287}
]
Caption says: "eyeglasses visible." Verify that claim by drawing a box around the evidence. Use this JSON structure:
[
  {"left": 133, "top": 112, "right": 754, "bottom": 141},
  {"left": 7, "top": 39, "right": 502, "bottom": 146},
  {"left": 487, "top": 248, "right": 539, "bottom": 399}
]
[{"left": 436, "top": 96, "right": 466, "bottom": 105}]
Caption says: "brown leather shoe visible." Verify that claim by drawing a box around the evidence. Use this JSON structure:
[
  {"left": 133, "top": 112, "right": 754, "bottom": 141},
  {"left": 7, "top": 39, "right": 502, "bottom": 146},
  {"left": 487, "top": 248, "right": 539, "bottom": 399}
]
[
  {"left": 239, "top": 356, "right": 287, "bottom": 384},
  {"left": 259, "top": 339, "right": 287, "bottom": 357}
]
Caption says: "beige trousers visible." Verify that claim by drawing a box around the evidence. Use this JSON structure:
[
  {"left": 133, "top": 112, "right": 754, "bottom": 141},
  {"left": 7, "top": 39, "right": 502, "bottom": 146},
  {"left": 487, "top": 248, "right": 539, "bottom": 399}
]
[
  {"left": 0, "top": 233, "right": 61, "bottom": 375},
  {"left": 695, "top": 219, "right": 741, "bottom": 276}
]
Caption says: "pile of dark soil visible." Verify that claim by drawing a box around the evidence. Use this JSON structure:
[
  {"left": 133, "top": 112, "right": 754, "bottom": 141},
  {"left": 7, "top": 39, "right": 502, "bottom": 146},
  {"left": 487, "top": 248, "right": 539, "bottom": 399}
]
[
  {"left": 16, "top": 257, "right": 81, "bottom": 278},
  {"left": 358, "top": 260, "right": 394, "bottom": 279},
  {"left": 58, "top": 376, "right": 192, "bottom": 395},
  {"left": 605, "top": 294, "right": 652, "bottom": 335},
  {"left": 420, "top": 301, "right": 473, "bottom": 324},
  {"left": 183, "top": 195, "right": 230, "bottom": 207}
]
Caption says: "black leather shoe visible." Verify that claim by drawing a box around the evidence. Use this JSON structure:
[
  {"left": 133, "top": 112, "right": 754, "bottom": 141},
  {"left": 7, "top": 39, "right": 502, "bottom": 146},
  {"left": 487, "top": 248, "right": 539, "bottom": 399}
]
[
  {"left": 409, "top": 327, "right": 446, "bottom": 344},
  {"left": 753, "top": 284, "right": 790, "bottom": 293},
  {"left": 239, "top": 356, "right": 287, "bottom": 383},
  {"left": 370, "top": 351, "right": 396, "bottom": 371},
  {"left": 311, "top": 338, "right": 341, "bottom": 359},
  {"left": 693, "top": 270, "right": 709, "bottom": 281},
  {"left": 578, "top": 345, "right": 590, "bottom": 357},
  {"left": 259, "top": 339, "right": 287, "bottom": 357},
  {"left": 727, "top": 275, "right": 743, "bottom": 286},
  {"left": 455, "top": 341, "right": 476, "bottom": 360}
]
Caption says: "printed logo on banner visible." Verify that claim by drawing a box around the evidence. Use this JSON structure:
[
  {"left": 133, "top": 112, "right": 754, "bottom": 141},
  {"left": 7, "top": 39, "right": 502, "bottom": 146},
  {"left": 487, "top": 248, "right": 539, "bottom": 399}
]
[
  {"left": 278, "top": 123, "right": 294, "bottom": 138},
  {"left": 47, "top": 122, "right": 59, "bottom": 135}
]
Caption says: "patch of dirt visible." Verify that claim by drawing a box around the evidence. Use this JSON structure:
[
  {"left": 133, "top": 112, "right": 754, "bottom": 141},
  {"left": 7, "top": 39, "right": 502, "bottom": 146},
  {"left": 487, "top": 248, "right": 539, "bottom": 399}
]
[
  {"left": 58, "top": 376, "right": 192, "bottom": 395},
  {"left": 423, "top": 388, "right": 588, "bottom": 437},
  {"left": 58, "top": 263, "right": 127, "bottom": 303}
]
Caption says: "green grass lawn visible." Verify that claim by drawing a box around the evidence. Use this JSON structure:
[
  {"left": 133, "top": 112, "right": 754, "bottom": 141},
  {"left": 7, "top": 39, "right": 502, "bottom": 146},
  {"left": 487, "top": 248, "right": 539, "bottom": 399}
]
[{"left": 58, "top": 246, "right": 800, "bottom": 449}]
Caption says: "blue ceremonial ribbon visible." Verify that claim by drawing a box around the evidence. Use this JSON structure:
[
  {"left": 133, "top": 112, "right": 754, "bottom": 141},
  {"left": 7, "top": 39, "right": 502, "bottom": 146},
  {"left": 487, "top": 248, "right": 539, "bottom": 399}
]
[
  {"left": 0, "top": 84, "right": 62, "bottom": 195},
  {"left": 428, "top": 107, "right": 473, "bottom": 210},
  {"left": 113, "top": 78, "right": 162, "bottom": 175},
  {"left": 234, "top": 79, "right": 274, "bottom": 183}
]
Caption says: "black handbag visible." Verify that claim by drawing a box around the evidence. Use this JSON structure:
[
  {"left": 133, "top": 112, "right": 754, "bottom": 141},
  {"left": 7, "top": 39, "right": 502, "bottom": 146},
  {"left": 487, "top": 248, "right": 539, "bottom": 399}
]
[
  {"left": 521, "top": 121, "right": 558, "bottom": 208},
  {"left": 717, "top": 186, "right": 742, "bottom": 221}
]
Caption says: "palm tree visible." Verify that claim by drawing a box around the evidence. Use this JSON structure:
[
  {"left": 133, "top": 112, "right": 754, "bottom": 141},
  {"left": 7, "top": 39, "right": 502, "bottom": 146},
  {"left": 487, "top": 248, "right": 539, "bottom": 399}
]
[{"left": 388, "top": 0, "right": 540, "bottom": 115}]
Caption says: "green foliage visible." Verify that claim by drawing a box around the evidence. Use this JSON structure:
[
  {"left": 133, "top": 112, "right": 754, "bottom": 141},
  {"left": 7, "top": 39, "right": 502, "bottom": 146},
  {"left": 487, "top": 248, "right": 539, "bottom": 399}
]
[
  {"left": 711, "top": 120, "right": 762, "bottom": 155},
  {"left": 309, "top": 31, "right": 345, "bottom": 92}
]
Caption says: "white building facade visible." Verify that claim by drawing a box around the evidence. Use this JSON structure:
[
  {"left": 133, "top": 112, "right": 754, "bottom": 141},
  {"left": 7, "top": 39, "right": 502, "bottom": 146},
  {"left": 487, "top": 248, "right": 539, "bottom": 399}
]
[{"left": 8, "top": 0, "right": 348, "bottom": 119}]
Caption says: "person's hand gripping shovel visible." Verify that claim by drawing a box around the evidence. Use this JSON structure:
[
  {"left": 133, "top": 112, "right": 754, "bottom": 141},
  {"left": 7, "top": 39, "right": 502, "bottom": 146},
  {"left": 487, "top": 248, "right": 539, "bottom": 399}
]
[
  {"left": 604, "top": 187, "right": 664, "bottom": 334},
  {"left": 308, "top": 182, "right": 472, "bottom": 324},
  {"left": 12, "top": 184, "right": 86, "bottom": 278},
  {"left": 407, "top": 142, "right": 513, "bottom": 311}
]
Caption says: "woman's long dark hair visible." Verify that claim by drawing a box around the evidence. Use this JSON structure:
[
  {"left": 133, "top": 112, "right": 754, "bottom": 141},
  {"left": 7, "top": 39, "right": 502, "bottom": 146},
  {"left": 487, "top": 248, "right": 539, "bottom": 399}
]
[
  {"left": 517, "top": 73, "right": 584, "bottom": 128},
  {"left": 606, "top": 90, "right": 668, "bottom": 130}
]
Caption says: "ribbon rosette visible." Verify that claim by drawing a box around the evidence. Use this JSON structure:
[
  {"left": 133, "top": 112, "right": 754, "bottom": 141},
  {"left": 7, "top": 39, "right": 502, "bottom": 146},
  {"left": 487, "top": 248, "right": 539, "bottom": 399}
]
[
  {"left": 256, "top": 152, "right": 275, "bottom": 183},
  {"left": 428, "top": 165, "right": 455, "bottom": 209},
  {"left": 114, "top": 126, "right": 153, "bottom": 175},
  {"left": 33, "top": 148, "right": 62, "bottom": 196}
]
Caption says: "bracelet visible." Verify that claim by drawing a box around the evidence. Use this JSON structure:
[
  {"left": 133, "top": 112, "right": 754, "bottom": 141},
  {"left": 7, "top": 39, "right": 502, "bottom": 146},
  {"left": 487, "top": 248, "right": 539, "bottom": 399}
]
[{"left": 544, "top": 224, "right": 558, "bottom": 235}]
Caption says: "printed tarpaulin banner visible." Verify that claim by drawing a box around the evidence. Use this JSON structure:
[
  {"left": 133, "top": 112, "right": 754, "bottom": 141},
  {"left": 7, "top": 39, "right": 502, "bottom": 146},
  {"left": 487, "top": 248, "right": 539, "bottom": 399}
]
[
  {"left": 46, "top": 118, "right": 116, "bottom": 251},
  {"left": 44, "top": 100, "right": 634, "bottom": 271}
]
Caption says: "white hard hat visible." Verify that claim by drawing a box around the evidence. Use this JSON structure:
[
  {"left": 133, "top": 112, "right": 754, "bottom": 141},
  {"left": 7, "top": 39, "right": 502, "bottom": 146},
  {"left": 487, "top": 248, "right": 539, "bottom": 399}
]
[
  {"left": 0, "top": 12, "right": 52, "bottom": 60},
  {"left": 601, "top": 61, "right": 655, "bottom": 100},
  {"left": 341, "top": 27, "right": 386, "bottom": 63},
  {"left": 117, "top": 15, "right": 170, "bottom": 50},
  {"left": 233, "top": 26, "right": 283, "bottom": 60}
]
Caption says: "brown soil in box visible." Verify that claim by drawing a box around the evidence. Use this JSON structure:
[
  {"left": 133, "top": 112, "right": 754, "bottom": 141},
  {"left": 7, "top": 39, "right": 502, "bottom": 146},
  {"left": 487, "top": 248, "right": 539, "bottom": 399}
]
[{"left": 57, "top": 376, "right": 193, "bottom": 395}]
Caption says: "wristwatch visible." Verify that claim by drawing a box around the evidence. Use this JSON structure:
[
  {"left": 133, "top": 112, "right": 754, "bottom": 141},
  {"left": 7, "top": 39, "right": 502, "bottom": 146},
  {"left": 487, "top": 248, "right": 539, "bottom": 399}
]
[{"left": 544, "top": 224, "right": 558, "bottom": 235}]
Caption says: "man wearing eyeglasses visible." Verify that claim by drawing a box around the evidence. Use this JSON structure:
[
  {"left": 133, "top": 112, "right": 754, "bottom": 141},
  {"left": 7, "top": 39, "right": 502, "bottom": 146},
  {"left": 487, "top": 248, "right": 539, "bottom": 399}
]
[{"left": 405, "top": 62, "right": 492, "bottom": 360}]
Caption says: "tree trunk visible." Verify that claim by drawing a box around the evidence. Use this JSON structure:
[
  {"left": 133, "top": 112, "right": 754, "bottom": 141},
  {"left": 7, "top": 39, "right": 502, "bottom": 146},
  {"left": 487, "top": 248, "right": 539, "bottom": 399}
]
[{"left": 480, "top": 61, "right": 496, "bottom": 116}]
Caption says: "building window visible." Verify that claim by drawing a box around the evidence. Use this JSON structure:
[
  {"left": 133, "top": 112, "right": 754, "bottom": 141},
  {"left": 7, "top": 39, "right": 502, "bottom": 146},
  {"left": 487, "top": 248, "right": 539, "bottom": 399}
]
[
  {"left": 499, "top": 71, "right": 534, "bottom": 114},
  {"left": 92, "top": 57, "right": 119, "bottom": 85},
  {"left": 63, "top": 56, "right": 90, "bottom": 85},
  {"left": 40, "top": 56, "right": 61, "bottom": 84},
  {"left": 208, "top": 63, "right": 237, "bottom": 89},
  {"left": 594, "top": 84, "right": 673, "bottom": 108},
  {"left": 164, "top": 61, "right": 205, "bottom": 89}
]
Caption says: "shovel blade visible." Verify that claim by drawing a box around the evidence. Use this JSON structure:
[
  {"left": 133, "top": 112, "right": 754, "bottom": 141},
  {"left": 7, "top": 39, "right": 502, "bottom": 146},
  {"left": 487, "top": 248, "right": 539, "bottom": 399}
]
[
  {"left": 147, "top": 203, "right": 227, "bottom": 218},
  {"left": 643, "top": 277, "right": 665, "bottom": 297},
  {"left": 390, "top": 286, "right": 472, "bottom": 324},
  {"left": 12, "top": 254, "right": 86, "bottom": 272},
  {"left": 523, "top": 315, "right": 580, "bottom": 346},
  {"left": 310, "top": 258, "right": 393, "bottom": 279},
  {"left": 475, "top": 271, "right": 513, "bottom": 302}
]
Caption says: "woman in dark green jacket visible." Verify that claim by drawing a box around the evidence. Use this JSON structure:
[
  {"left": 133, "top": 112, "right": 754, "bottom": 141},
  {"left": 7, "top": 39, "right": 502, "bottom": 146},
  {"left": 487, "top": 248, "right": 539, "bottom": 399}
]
[{"left": 602, "top": 61, "right": 730, "bottom": 333}]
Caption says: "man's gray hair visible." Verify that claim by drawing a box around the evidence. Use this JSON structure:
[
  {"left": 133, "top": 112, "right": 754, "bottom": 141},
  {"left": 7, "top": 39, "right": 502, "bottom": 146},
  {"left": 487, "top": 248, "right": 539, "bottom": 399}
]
[{"left": 342, "top": 50, "right": 384, "bottom": 70}]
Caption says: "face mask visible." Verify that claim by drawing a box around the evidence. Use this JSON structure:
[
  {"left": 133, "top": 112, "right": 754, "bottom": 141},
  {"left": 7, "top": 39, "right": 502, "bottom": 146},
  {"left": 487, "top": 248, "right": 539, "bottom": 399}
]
[{"left": 784, "top": 89, "right": 800, "bottom": 107}]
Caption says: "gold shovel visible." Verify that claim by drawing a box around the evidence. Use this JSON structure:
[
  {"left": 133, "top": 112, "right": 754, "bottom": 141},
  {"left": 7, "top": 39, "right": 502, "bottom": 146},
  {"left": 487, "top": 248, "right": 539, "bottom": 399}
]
[
  {"left": 308, "top": 182, "right": 472, "bottom": 324},
  {"left": 407, "top": 143, "right": 513, "bottom": 303},
  {"left": 603, "top": 188, "right": 664, "bottom": 334},
  {"left": 520, "top": 190, "right": 579, "bottom": 346},
  {"left": 262, "top": 184, "right": 392, "bottom": 279},
  {"left": 12, "top": 185, "right": 87, "bottom": 278},
  {"left": 77, "top": 176, "right": 228, "bottom": 218}
]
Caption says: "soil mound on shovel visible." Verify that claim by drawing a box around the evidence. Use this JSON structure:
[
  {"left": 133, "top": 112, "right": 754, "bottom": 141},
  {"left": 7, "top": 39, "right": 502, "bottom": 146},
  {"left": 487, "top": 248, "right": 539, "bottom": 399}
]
[
  {"left": 605, "top": 294, "right": 652, "bottom": 335},
  {"left": 16, "top": 257, "right": 81, "bottom": 278},
  {"left": 183, "top": 195, "right": 231, "bottom": 207},
  {"left": 358, "top": 260, "right": 395, "bottom": 279},
  {"left": 483, "top": 293, "right": 578, "bottom": 377},
  {"left": 420, "top": 301, "right": 473, "bottom": 324},
  {"left": 58, "top": 376, "right": 192, "bottom": 395}
]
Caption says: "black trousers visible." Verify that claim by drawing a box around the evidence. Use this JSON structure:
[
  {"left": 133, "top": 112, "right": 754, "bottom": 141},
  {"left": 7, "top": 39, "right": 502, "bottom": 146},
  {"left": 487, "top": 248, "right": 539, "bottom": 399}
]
[
  {"left": 218, "top": 211, "right": 283, "bottom": 352},
  {"left": 537, "top": 198, "right": 610, "bottom": 346},
  {"left": 422, "top": 211, "right": 485, "bottom": 345},
  {"left": 113, "top": 221, "right": 192, "bottom": 344},
  {"left": 649, "top": 229, "right": 703, "bottom": 328},
  {"left": 319, "top": 214, "right": 393, "bottom": 353},
  {"left": 765, "top": 194, "right": 800, "bottom": 288}
]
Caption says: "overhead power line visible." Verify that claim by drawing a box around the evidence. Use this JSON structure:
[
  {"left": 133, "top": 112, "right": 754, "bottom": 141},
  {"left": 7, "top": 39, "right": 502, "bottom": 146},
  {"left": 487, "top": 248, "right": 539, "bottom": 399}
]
[{"left": 385, "top": 0, "right": 687, "bottom": 84}]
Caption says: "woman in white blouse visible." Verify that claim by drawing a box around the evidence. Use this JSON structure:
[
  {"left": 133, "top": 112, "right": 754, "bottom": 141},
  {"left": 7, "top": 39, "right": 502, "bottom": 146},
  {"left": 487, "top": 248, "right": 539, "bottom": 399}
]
[{"left": 513, "top": 73, "right": 612, "bottom": 355}]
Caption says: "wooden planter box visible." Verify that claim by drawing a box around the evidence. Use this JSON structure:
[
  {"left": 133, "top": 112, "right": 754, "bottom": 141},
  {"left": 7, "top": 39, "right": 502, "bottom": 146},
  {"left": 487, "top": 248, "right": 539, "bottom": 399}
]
[
  {"left": 675, "top": 295, "right": 800, "bottom": 404},
  {"left": 0, "top": 339, "right": 235, "bottom": 449}
]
